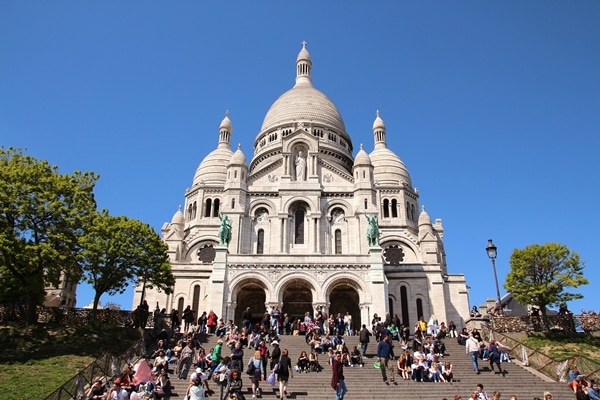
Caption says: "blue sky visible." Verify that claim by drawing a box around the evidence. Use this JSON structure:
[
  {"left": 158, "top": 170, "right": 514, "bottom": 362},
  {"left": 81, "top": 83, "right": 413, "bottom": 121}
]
[{"left": 2, "top": 2, "right": 599, "bottom": 314}]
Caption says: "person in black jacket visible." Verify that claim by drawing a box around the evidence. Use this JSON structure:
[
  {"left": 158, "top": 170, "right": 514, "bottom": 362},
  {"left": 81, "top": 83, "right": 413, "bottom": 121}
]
[
  {"left": 359, "top": 324, "right": 371, "bottom": 357},
  {"left": 270, "top": 341, "right": 281, "bottom": 370}
]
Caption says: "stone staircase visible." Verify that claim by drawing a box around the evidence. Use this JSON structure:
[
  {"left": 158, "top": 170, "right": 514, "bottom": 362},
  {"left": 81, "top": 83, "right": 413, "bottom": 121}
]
[{"left": 168, "top": 333, "right": 575, "bottom": 400}]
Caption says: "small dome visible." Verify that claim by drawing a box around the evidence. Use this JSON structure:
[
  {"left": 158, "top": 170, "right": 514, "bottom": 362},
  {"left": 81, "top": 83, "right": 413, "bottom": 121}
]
[
  {"left": 229, "top": 144, "right": 247, "bottom": 166},
  {"left": 171, "top": 206, "right": 185, "bottom": 226},
  {"left": 192, "top": 145, "right": 234, "bottom": 186},
  {"left": 369, "top": 147, "right": 412, "bottom": 187},
  {"left": 373, "top": 110, "right": 386, "bottom": 131},
  {"left": 220, "top": 110, "right": 232, "bottom": 132},
  {"left": 354, "top": 144, "right": 372, "bottom": 166},
  {"left": 296, "top": 41, "right": 311, "bottom": 63},
  {"left": 418, "top": 205, "right": 432, "bottom": 227}
]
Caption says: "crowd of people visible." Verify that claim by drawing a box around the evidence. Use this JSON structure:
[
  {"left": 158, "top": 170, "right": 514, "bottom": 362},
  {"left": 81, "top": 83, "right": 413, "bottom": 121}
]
[{"left": 88, "top": 305, "right": 596, "bottom": 400}]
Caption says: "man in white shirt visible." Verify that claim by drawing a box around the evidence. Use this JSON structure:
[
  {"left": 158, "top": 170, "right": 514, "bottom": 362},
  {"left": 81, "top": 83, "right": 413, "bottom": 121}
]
[{"left": 107, "top": 379, "right": 129, "bottom": 400}]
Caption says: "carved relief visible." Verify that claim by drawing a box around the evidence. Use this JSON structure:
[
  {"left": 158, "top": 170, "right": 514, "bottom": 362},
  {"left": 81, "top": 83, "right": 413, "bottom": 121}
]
[
  {"left": 315, "top": 270, "right": 327, "bottom": 282},
  {"left": 267, "top": 270, "right": 280, "bottom": 282},
  {"left": 323, "top": 174, "right": 333, "bottom": 182}
]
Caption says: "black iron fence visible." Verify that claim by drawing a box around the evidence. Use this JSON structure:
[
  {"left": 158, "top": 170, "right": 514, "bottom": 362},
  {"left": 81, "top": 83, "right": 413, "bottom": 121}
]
[{"left": 43, "top": 339, "right": 147, "bottom": 400}]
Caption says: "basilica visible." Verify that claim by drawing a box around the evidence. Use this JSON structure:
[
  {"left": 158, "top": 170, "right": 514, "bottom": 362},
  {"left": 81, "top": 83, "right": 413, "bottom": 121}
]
[{"left": 133, "top": 43, "right": 470, "bottom": 330}]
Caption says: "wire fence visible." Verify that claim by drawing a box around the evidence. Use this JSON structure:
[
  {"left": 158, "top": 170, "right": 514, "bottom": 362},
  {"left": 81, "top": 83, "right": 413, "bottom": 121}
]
[
  {"left": 486, "top": 329, "right": 600, "bottom": 384},
  {"left": 43, "top": 339, "right": 147, "bottom": 400}
]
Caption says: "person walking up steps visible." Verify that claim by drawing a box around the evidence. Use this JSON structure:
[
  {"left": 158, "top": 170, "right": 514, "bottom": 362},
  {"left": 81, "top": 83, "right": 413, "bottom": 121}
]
[{"left": 331, "top": 351, "right": 347, "bottom": 400}]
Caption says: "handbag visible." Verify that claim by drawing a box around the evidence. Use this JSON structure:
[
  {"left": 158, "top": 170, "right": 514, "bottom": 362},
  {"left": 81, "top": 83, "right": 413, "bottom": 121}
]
[{"left": 247, "top": 362, "right": 256, "bottom": 376}]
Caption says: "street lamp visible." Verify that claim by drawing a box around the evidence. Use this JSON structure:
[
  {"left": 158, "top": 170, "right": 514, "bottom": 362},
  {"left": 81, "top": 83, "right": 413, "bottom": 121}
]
[{"left": 486, "top": 239, "right": 503, "bottom": 314}]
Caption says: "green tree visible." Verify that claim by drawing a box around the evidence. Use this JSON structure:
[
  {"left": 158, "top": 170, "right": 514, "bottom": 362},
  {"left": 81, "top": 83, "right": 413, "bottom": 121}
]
[
  {"left": 0, "top": 147, "right": 98, "bottom": 324},
  {"left": 505, "top": 242, "right": 588, "bottom": 325},
  {"left": 79, "top": 210, "right": 174, "bottom": 312}
]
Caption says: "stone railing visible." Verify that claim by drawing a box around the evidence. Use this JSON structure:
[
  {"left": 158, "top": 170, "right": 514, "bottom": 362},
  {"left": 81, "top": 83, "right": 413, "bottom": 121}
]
[{"left": 0, "top": 305, "right": 156, "bottom": 329}]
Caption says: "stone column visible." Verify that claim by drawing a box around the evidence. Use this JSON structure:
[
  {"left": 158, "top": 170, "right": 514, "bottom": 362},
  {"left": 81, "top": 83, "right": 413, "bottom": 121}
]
[
  {"left": 207, "top": 246, "right": 228, "bottom": 318},
  {"left": 369, "top": 246, "right": 388, "bottom": 317}
]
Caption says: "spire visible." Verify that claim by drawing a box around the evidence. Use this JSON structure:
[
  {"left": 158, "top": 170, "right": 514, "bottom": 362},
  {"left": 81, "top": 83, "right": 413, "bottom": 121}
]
[
  {"left": 373, "top": 110, "right": 387, "bottom": 149},
  {"left": 218, "top": 110, "right": 232, "bottom": 148},
  {"left": 295, "top": 41, "right": 312, "bottom": 87}
]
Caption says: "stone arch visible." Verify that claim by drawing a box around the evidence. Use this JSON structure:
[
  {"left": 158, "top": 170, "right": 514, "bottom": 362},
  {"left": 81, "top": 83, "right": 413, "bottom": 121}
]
[
  {"left": 249, "top": 200, "right": 277, "bottom": 216},
  {"left": 277, "top": 277, "right": 316, "bottom": 322},
  {"left": 230, "top": 275, "right": 270, "bottom": 328},
  {"left": 325, "top": 276, "right": 364, "bottom": 333},
  {"left": 184, "top": 238, "right": 218, "bottom": 262}
]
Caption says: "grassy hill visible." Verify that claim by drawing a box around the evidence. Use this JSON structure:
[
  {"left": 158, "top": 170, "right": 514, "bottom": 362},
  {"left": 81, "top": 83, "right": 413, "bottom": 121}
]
[{"left": 0, "top": 323, "right": 140, "bottom": 400}]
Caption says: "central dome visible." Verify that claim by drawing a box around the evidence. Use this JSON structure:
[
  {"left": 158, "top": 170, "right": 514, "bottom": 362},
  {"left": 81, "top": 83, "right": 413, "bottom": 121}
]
[
  {"left": 259, "top": 43, "right": 347, "bottom": 135},
  {"left": 260, "top": 85, "right": 346, "bottom": 133}
]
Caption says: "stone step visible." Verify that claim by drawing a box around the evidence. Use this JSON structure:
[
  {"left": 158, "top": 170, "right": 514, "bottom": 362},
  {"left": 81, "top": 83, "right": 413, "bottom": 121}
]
[{"left": 163, "top": 333, "right": 575, "bottom": 400}]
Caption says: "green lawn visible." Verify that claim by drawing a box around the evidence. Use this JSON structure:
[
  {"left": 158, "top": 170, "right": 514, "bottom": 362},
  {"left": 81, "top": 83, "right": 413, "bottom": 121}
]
[{"left": 0, "top": 323, "right": 139, "bottom": 400}]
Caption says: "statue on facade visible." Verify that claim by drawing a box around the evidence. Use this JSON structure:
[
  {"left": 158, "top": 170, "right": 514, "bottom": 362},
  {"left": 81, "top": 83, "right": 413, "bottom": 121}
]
[
  {"left": 366, "top": 214, "right": 379, "bottom": 246},
  {"left": 218, "top": 212, "right": 232, "bottom": 245},
  {"left": 295, "top": 151, "right": 306, "bottom": 181}
]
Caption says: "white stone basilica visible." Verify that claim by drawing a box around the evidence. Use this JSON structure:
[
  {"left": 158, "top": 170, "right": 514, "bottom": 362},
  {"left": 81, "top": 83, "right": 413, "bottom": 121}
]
[{"left": 133, "top": 43, "right": 470, "bottom": 330}]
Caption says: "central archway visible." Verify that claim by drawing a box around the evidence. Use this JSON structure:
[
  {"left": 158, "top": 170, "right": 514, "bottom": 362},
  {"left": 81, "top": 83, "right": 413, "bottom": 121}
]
[
  {"left": 328, "top": 280, "right": 361, "bottom": 334},
  {"left": 280, "top": 278, "right": 314, "bottom": 323},
  {"left": 234, "top": 281, "right": 266, "bottom": 328}
]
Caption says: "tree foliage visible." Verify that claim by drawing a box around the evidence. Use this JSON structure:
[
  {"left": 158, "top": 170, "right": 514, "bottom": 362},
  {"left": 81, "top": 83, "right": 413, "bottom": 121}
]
[
  {"left": 0, "top": 147, "right": 98, "bottom": 324},
  {"left": 79, "top": 210, "right": 174, "bottom": 312},
  {"left": 505, "top": 242, "right": 588, "bottom": 319}
]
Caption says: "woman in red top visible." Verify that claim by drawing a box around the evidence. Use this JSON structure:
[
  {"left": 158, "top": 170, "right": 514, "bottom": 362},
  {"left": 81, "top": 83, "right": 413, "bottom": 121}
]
[{"left": 207, "top": 310, "right": 218, "bottom": 334}]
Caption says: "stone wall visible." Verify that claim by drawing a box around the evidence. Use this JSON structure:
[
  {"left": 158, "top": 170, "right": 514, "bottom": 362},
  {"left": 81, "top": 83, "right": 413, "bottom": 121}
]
[{"left": 485, "top": 314, "right": 600, "bottom": 333}]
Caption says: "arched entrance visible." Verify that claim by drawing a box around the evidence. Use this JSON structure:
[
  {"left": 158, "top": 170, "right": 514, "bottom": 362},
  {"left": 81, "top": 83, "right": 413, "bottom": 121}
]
[
  {"left": 281, "top": 279, "right": 314, "bottom": 323},
  {"left": 328, "top": 280, "right": 361, "bottom": 334},
  {"left": 234, "top": 281, "right": 266, "bottom": 328}
]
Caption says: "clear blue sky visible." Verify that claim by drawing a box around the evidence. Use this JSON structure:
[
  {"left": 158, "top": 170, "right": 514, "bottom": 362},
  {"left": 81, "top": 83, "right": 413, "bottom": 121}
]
[{"left": 2, "top": 2, "right": 599, "bottom": 314}]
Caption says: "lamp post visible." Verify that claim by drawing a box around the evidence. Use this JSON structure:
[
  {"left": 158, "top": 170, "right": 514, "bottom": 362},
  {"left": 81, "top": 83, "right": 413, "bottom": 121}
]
[{"left": 486, "top": 239, "right": 503, "bottom": 314}]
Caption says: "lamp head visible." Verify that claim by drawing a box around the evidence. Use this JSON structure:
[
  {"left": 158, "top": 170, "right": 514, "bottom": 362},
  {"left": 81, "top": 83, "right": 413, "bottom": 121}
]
[{"left": 486, "top": 239, "right": 497, "bottom": 259}]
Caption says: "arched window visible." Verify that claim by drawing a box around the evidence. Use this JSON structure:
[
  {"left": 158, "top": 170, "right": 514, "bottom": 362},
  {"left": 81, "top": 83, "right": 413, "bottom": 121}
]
[
  {"left": 177, "top": 297, "right": 184, "bottom": 318},
  {"left": 411, "top": 204, "right": 415, "bottom": 221},
  {"left": 234, "top": 170, "right": 238, "bottom": 179},
  {"left": 416, "top": 298, "right": 424, "bottom": 322},
  {"left": 406, "top": 202, "right": 409, "bottom": 221},
  {"left": 192, "top": 285, "right": 200, "bottom": 321},
  {"left": 363, "top": 170, "right": 366, "bottom": 179},
  {"left": 257, "top": 229, "right": 264, "bottom": 254},
  {"left": 401, "top": 286, "right": 409, "bottom": 327},
  {"left": 334, "top": 229, "right": 342, "bottom": 254},
  {"left": 231, "top": 198, "right": 235, "bottom": 209},
  {"left": 383, "top": 199, "right": 390, "bottom": 218},
  {"left": 205, "top": 199, "right": 212, "bottom": 217},
  {"left": 391, "top": 199, "right": 398, "bottom": 218},
  {"left": 388, "top": 297, "right": 394, "bottom": 317},
  {"left": 188, "top": 204, "right": 193, "bottom": 219},
  {"left": 294, "top": 209, "right": 305, "bottom": 244},
  {"left": 364, "top": 199, "right": 368, "bottom": 209},
  {"left": 213, "top": 199, "right": 220, "bottom": 217}
]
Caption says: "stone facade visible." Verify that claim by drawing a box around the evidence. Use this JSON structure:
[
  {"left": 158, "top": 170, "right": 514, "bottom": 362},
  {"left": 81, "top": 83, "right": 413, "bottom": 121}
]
[{"left": 133, "top": 43, "right": 470, "bottom": 331}]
